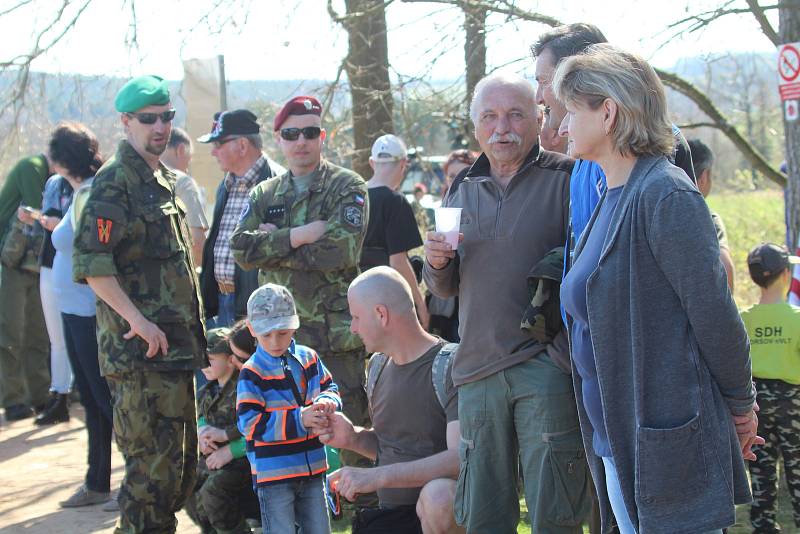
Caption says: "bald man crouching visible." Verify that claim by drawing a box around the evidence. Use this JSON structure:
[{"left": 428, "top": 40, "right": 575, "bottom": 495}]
[{"left": 318, "top": 266, "right": 463, "bottom": 534}]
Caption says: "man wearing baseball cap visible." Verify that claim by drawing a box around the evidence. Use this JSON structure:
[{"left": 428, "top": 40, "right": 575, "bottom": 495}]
[
  {"left": 360, "top": 134, "right": 429, "bottom": 329},
  {"left": 741, "top": 242, "right": 800, "bottom": 533},
  {"left": 231, "top": 96, "right": 371, "bottom": 471},
  {"left": 73, "top": 75, "right": 206, "bottom": 533},
  {"left": 197, "top": 109, "right": 285, "bottom": 330}
]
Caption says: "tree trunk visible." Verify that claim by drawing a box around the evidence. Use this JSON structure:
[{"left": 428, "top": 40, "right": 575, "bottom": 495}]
[
  {"left": 464, "top": 4, "right": 486, "bottom": 151},
  {"left": 780, "top": 0, "right": 800, "bottom": 248},
  {"left": 343, "top": 0, "right": 394, "bottom": 179}
]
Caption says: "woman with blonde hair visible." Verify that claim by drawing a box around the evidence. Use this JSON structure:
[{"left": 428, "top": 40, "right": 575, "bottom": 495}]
[{"left": 556, "top": 44, "right": 760, "bottom": 533}]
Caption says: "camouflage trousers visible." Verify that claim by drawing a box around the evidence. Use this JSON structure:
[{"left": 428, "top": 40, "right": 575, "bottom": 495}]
[
  {"left": 0, "top": 265, "right": 50, "bottom": 408},
  {"left": 184, "top": 457, "right": 254, "bottom": 534},
  {"left": 749, "top": 378, "right": 800, "bottom": 533},
  {"left": 107, "top": 370, "right": 198, "bottom": 534}
]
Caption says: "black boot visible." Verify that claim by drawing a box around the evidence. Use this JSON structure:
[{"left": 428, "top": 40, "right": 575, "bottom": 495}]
[
  {"left": 34, "top": 393, "right": 69, "bottom": 425},
  {"left": 4, "top": 404, "right": 34, "bottom": 422}
]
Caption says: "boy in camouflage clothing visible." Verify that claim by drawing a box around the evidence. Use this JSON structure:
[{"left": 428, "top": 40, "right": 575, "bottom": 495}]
[
  {"left": 185, "top": 328, "right": 253, "bottom": 534},
  {"left": 741, "top": 243, "right": 800, "bottom": 534}
]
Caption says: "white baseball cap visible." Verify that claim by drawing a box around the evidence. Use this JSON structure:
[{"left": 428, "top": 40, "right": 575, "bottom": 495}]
[{"left": 370, "top": 134, "right": 407, "bottom": 162}]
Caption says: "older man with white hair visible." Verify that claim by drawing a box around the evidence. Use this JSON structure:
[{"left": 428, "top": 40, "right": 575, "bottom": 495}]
[{"left": 423, "top": 72, "right": 589, "bottom": 534}]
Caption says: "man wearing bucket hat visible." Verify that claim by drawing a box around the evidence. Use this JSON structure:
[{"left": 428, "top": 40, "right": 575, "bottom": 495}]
[
  {"left": 73, "top": 75, "right": 206, "bottom": 533},
  {"left": 230, "top": 96, "right": 371, "bottom": 471},
  {"left": 197, "top": 109, "right": 285, "bottom": 330}
]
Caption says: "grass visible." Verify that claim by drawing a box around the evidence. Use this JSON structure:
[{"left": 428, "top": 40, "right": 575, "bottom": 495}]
[
  {"left": 706, "top": 189, "right": 786, "bottom": 308},
  {"left": 331, "top": 190, "right": 794, "bottom": 533}
]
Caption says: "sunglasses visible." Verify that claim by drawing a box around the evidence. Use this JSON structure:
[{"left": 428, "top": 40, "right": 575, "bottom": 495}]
[
  {"left": 280, "top": 126, "right": 322, "bottom": 141},
  {"left": 126, "top": 109, "right": 176, "bottom": 125},
  {"left": 212, "top": 136, "right": 242, "bottom": 149}
]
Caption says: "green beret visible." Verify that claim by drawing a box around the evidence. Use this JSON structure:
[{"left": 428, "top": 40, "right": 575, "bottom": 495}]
[
  {"left": 206, "top": 327, "right": 233, "bottom": 355},
  {"left": 114, "top": 75, "right": 170, "bottom": 113}
]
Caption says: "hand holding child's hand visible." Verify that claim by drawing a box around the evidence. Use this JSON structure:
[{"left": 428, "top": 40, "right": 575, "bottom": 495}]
[
  {"left": 206, "top": 445, "right": 234, "bottom": 470},
  {"left": 313, "top": 399, "right": 337, "bottom": 415},
  {"left": 301, "top": 404, "right": 330, "bottom": 434}
]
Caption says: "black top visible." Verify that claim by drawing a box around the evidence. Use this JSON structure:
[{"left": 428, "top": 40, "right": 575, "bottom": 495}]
[{"left": 360, "top": 186, "right": 422, "bottom": 269}]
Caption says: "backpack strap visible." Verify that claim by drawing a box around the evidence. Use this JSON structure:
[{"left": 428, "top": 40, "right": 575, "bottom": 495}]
[
  {"left": 365, "top": 352, "right": 390, "bottom": 413},
  {"left": 431, "top": 343, "right": 458, "bottom": 411}
]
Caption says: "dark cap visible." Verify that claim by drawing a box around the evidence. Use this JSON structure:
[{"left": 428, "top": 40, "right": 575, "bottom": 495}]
[
  {"left": 197, "top": 109, "right": 260, "bottom": 143},
  {"left": 273, "top": 96, "right": 322, "bottom": 131},
  {"left": 747, "top": 242, "right": 800, "bottom": 278},
  {"left": 206, "top": 327, "right": 233, "bottom": 355}
]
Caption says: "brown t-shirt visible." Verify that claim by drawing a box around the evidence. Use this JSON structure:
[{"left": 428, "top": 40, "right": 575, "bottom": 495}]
[{"left": 368, "top": 340, "right": 459, "bottom": 507}]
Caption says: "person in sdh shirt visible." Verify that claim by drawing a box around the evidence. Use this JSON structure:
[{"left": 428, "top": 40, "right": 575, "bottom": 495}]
[{"left": 741, "top": 242, "right": 800, "bottom": 533}]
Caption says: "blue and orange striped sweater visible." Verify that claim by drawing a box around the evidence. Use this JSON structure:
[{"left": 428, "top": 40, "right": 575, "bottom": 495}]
[{"left": 236, "top": 340, "right": 341, "bottom": 487}]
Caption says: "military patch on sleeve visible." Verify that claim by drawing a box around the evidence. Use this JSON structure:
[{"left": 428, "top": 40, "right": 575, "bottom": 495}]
[
  {"left": 263, "top": 204, "right": 285, "bottom": 224},
  {"left": 354, "top": 193, "right": 365, "bottom": 206},
  {"left": 342, "top": 204, "right": 363, "bottom": 228},
  {"left": 96, "top": 218, "right": 113, "bottom": 244},
  {"left": 238, "top": 202, "right": 252, "bottom": 224}
]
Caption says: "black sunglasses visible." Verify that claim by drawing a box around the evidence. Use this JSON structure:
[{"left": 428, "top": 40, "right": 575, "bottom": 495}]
[
  {"left": 280, "top": 126, "right": 321, "bottom": 141},
  {"left": 126, "top": 109, "right": 176, "bottom": 125},
  {"left": 212, "top": 136, "right": 242, "bottom": 149}
]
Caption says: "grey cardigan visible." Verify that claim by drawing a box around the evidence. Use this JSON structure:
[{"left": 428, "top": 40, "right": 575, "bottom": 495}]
[{"left": 572, "top": 155, "right": 755, "bottom": 533}]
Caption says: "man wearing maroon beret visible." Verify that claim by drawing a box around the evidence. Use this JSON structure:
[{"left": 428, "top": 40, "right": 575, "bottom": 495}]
[{"left": 231, "top": 96, "right": 371, "bottom": 468}]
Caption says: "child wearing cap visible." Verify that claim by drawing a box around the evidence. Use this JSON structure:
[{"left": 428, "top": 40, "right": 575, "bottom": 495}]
[
  {"left": 741, "top": 242, "right": 800, "bottom": 533},
  {"left": 237, "top": 283, "right": 341, "bottom": 534},
  {"left": 186, "top": 327, "right": 253, "bottom": 533}
]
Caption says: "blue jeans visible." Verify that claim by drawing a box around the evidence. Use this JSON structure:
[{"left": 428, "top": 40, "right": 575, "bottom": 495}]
[
  {"left": 62, "top": 313, "right": 112, "bottom": 493},
  {"left": 211, "top": 292, "right": 237, "bottom": 329},
  {"left": 257, "top": 475, "right": 330, "bottom": 534},
  {"left": 601, "top": 457, "right": 723, "bottom": 534}
]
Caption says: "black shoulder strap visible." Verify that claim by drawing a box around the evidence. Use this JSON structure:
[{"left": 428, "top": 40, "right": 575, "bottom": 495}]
[
  {"left": 432, "top": 343, "right": 457, "bottom": 410},
  {"left": 365, "top": 352, "right": 390, "bottom": 413}
]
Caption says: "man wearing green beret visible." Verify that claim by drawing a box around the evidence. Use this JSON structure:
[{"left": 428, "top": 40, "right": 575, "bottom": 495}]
[{"left": 73, "top": 75, "right": 206, "bottom": 534}]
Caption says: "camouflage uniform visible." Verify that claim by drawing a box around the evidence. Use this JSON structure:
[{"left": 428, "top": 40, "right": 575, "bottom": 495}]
[
  {"left": 749, "top": 378, "right": 800, "bottom": 533},
  {"left": 185, "top": 371, "right": 253, "bottom": 534},
  {"left": 230, "top": 160, "right": 369, "bottom": 462},
  {"left": 73, "top": 140, "right": 206, "bottom": 534}
]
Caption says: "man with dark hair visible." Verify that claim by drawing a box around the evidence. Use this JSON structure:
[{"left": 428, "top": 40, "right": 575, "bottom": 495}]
[
  {"left": 197, "top": 110, "right": 285, "bottom": 329},
  {"left": 688, "top": 138, "right": 735, "bottom": 290},
  {"left": 162, "top": 126, "right": 208, "bottom": 264},
  {"left": 532, "top": 23, "right": 607, "bottom": 144}
]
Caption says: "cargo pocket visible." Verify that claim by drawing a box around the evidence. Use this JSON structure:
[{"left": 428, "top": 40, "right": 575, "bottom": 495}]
[
  {"left": 636, "top": 413, "right": 707, "bottom": 507},
  {"left": 109, "top": 374, "right": 149, "bottom": 457},
  {"left": 542, "top": 427, "right": 590, "bottom": 527},
  {"left": 453, "top": 434, "right": 475, "bottom": 526}
]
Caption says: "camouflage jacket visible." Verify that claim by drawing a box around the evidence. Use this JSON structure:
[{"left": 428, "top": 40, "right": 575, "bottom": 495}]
[
  {"left": 73, "top": 140, "right": 206, "bottom": 376},
  {"left": 197, "top": 371, "right": 241, "bottom": 442},
  {"left": 230, "top": 160, "right": 368, "bottom": 355}
]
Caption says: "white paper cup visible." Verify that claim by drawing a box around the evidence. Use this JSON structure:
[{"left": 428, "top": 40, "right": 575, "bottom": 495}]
[{"left": 434, "top": 207, "right": 462, "bottom": 249}]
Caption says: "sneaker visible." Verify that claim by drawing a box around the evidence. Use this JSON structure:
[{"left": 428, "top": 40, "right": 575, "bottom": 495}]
[
  {"left": 34, "top": 393, "right": 69, "bottom": 425},
  {"left": 59, "top": 485, "right": 110, "bottom": 508},
  {"left": 4, "top": 404, "right": 34, "bottom": 422},
  {"left": 101, "top": 491, "right": 119, "bottom": 512}
]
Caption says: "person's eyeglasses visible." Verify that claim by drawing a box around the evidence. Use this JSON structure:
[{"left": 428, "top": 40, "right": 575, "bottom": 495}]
[
  {"left": 212, "top": 136, "right": 242, "bottom": 149},
  {"left": 280, "top": 126, "right": 322, "bottom": 141},
  {"left": 126, "top": 109, "right": 176, "bottom": 125}
]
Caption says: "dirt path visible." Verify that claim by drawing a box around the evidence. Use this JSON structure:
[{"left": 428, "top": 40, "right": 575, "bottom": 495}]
[{"left": 0, "top": 404, "right": 200, "bottom": 533}]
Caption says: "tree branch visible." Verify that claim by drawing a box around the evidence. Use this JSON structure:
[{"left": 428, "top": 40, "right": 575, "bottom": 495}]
[
  {"left": 656, "top": 68, "right": 786, "bottom": 187},
  {"left": 399, "top": 0, "right": 562, "bottom": 27},
  {"left": 745, "top": 0, "right": 780, "bottom": 46}
]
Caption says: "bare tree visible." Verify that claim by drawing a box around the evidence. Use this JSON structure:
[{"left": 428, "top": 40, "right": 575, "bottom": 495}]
[
  {"left": 329, "top": 0, "right": 395, "bottom": 179},
  {"left": 464, "top": 3, "right": 485, "bottom": 150}
]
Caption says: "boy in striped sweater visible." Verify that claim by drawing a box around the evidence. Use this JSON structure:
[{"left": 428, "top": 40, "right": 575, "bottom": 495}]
[{"left": 237, "top": 283, "right": 341, "bottom": 534}]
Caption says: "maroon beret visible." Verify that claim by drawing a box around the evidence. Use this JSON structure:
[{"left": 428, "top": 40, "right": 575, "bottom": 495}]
[{"left": 273, "top": 96, "right": 323, "bottom": 131}]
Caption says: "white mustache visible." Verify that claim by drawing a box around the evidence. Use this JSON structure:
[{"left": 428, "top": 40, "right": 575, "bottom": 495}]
[{"left": 488, "top": 132, "right": 522, "bottom": 145}]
